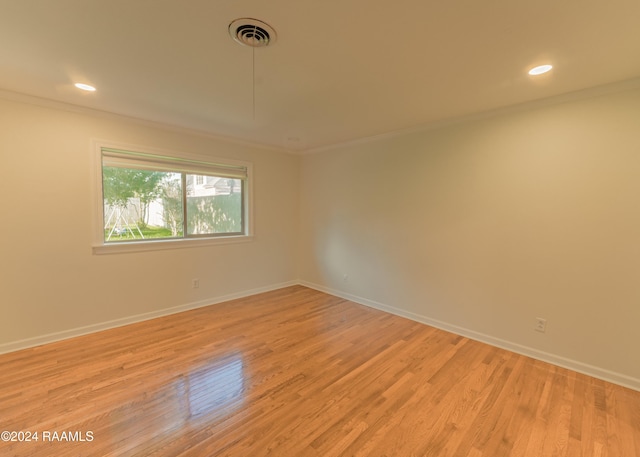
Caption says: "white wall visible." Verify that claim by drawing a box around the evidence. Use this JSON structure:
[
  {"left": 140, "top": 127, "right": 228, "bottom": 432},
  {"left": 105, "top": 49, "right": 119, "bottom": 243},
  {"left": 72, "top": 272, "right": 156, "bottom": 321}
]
[
  {"left": 0, "top": 96, "right": 299, "bottom": 349},
  {"left": 3, "top": 83, "right": 640, "bottom": 390},
  {"left": 299, "top": 84, "right": 640, "bottom": 388}
]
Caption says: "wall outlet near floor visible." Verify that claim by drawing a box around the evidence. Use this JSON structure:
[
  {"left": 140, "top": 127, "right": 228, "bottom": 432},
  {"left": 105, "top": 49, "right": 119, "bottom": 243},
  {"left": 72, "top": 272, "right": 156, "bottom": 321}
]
[
  {"left": 343, "top": 274, "right": 349, "bottom": 282},
  {"left": 535, "top": 317, "right": 547, "bottom": 333},
  {"left": 192, "top": 278, "right": 200, "bottom": 289}
]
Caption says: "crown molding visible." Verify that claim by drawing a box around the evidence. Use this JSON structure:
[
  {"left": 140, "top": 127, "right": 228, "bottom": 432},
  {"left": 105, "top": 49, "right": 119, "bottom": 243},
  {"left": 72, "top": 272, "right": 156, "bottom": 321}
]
[
  {"left": 3, "top": 76, "right": 640, "bottom": 157},
  {"left": 0, "top": 89, "right": 294, "bottom": 155},
  {"left": 301, "top": 76, "right": 640, "bottom": 155}
]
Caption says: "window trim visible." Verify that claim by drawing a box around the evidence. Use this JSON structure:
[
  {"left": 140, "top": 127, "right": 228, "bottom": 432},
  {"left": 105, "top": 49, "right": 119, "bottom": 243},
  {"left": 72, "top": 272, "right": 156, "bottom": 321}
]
[{"left": 91, "top": 140, "right": 253, "bottom": 255}]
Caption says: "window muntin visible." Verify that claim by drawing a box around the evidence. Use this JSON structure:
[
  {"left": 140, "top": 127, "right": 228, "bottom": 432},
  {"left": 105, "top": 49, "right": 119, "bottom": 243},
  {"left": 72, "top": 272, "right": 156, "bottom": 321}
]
[{"left": 99, "top": 147, "right": 248, "bottom": 245}]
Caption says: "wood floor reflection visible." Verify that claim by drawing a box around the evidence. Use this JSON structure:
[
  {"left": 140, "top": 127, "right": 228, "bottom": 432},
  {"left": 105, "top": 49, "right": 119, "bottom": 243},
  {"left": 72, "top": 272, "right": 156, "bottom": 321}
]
[{"left": 1, "top": 285, "right": 639, "bottom": 456}]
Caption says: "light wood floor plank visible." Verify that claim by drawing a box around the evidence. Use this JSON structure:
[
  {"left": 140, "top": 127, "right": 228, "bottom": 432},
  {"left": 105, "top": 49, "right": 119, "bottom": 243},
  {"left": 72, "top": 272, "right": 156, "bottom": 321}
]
[{"left": 0, "top": 285, "right": 638, "bottom": 456}]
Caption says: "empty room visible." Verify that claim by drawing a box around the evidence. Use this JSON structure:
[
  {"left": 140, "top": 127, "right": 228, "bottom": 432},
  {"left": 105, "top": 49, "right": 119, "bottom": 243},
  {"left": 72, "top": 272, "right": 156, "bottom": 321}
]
[{"left": 1, "top": 1, "right": 639, "bottom": 456}]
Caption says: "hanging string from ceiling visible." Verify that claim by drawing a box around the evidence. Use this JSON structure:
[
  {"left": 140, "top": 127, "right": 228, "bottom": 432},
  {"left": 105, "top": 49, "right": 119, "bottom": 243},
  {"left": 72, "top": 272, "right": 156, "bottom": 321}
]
[{"left": 228, "top": 18, "right": 277, "bottom": 120}]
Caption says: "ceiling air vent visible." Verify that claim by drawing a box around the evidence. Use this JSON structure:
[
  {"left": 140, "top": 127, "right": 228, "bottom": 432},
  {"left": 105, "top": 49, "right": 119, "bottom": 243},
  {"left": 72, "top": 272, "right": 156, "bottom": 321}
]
[{"left": 229, "top": 18, "right": 277, "bottom": 48}]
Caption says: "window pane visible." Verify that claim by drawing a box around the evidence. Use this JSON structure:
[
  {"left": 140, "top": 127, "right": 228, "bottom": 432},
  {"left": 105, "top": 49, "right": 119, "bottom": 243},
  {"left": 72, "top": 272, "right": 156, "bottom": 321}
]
[
  {"left": 102, "top": 167, "right": 183, "bottom": 242},
  {"left": 186, "top": 175, "right": 242, "bottom": 235}
]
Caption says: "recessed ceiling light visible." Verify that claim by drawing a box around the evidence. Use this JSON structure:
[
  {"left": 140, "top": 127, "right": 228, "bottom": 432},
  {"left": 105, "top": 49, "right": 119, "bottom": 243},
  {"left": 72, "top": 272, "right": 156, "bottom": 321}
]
[
  {"left": 74, "top": 83, "right": 96, "bottom": 91},
  {"left": 528, "top": 64, "right": 553, "bottom": 76}
]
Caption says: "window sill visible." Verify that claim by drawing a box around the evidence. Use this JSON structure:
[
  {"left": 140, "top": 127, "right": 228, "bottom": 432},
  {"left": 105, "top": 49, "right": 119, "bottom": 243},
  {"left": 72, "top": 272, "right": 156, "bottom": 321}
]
[{"left": 92, "top": 235, "right": 254, "bottom": 255}]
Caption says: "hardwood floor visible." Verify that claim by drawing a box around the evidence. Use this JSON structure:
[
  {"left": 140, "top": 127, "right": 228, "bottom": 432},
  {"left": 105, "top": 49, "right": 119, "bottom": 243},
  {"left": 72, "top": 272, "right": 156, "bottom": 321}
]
[{"left": 1, "top": 285, "right": 638, "bottom": 456}]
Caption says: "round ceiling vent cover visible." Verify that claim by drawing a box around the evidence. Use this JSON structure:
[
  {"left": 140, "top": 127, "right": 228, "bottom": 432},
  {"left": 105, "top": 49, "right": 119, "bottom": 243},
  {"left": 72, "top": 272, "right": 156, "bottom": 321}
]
[{"left": 229, "top": 18, "right": 277, "bottom": 48}]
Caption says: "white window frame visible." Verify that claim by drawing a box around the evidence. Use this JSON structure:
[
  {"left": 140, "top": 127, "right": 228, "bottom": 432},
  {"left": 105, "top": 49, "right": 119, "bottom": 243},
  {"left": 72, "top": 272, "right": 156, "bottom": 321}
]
[{"left": 92, "top": 140, "right": 253, "bottom": 254}]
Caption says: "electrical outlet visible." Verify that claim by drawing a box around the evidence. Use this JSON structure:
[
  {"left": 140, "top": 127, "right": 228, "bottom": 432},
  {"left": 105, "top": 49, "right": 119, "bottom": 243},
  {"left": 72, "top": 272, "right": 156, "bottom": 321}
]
[
  {"left": 535, "top": 317, "right": 546, "bottom": 333},
  {"left": 192, "top": 278, "right": 200, "bottom": 289},
  {"left": 343, "top": 274, "right": 349, "bottom": 282}
]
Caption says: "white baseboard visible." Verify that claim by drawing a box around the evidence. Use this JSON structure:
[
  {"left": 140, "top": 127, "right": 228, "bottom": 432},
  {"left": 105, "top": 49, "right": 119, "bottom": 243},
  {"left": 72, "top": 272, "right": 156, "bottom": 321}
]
[
  {"left": 3, "top": 279, "right": 638, "bottom": 392},
  {"left": 0, "top": 280, "right": 298, "bottom": 356},
  {"left": 299, "top": 280, "right": 640, "bottom": 392}
]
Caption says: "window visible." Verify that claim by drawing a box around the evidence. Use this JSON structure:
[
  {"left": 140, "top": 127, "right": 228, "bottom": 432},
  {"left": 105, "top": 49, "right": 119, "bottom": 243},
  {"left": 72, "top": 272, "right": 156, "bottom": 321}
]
[{"left": 94, "top": 144, "right": 251, "bottom": 253}]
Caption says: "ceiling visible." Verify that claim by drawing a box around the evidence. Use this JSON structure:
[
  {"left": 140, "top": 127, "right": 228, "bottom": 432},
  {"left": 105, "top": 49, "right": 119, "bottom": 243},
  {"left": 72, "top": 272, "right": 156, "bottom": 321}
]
[{"left": 1, "top": 0, "right": 639, "bottom": 152}]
